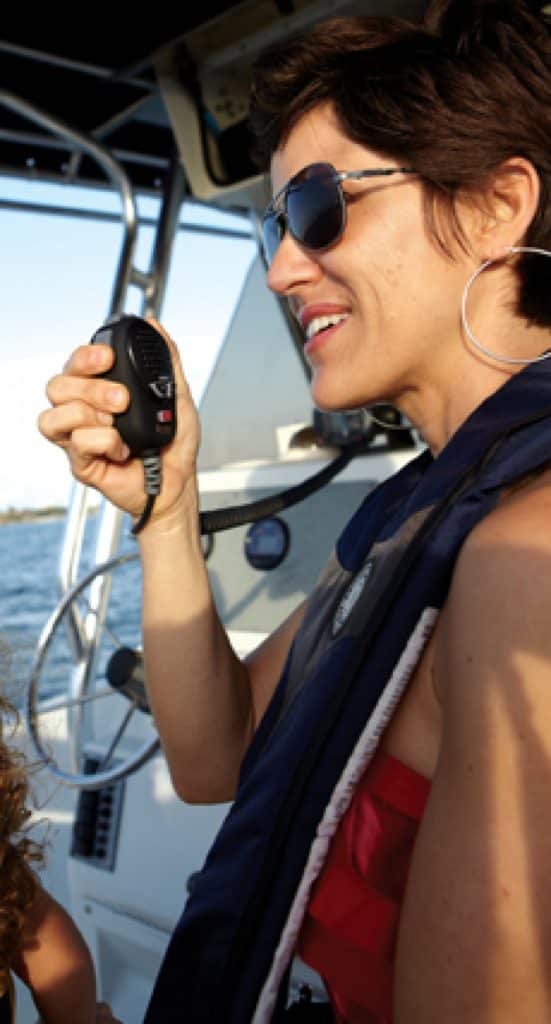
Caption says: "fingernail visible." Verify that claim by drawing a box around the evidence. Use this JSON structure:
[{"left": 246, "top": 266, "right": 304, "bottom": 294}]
[
  {"left": 97, "top": 411, "right": 112, "bottom": 425},
  {"left": 107, "top": 386, "right": 124, "bottom": 407},
  {"left": 90, "top": 347, "right": 105, "bottom": 368},
  {"left": 120, "top": 444, "right": 131, "bottom": 460}
]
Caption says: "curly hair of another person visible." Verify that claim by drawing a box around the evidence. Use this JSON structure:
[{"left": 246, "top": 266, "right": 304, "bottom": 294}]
[{"left": 0, "top": 695, "right": 44, "bottom": 995}]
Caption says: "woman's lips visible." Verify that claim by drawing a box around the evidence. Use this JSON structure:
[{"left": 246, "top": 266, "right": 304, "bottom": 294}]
[{"left": 303, "top": 316, "right": 348, "bottom": 358}]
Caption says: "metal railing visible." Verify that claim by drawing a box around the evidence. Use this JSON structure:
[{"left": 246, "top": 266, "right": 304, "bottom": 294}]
[{"left": 0, "top": 91, "right": 186, "bottom": 775}]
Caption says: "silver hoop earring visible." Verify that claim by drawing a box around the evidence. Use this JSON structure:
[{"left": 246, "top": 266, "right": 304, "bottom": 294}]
[{"left": 461, "top": 245, "right": 551, "bottom": 366}]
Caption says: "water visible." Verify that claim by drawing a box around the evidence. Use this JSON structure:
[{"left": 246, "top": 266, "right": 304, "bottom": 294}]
[{"left": 0, "top": 515, "right": 142, "bottom": 708}]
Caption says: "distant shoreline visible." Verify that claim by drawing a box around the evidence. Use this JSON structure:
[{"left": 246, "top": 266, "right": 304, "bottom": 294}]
[
  {"left": 0, "top": 506, "right": 67, "bottom": 525},
  {"left": 0, "top": 505, "right": 103, "bottom": 525}
]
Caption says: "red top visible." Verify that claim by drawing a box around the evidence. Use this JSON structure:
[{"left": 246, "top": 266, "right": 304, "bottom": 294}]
[{"left": 296, "top": 748, "right": 430, "bottom": 1023}]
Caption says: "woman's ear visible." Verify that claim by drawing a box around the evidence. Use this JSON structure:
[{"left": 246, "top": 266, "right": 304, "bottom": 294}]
[{"left": 470, "top": 157, "right": 541, "bottom": 260}]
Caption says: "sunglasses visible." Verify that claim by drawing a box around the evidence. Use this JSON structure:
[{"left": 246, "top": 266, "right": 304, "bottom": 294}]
[{"left": 262, "top": 161, "right": 416, "bottom": 266}]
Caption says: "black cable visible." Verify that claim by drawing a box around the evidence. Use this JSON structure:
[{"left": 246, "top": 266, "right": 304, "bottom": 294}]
[
  {"left": 198, "top": 441, "right": 366, "bottom": 536},
  {"left": 131, "top": 494, "right": 156, "bottom": 536},
  {"left": 131, "top": 440, "right": 366, "bottom": 538}
]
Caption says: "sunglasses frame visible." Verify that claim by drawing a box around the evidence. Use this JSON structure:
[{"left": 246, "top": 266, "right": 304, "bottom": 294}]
[{"left": 262, "top": 162, "right": 416, "bottom": 264}]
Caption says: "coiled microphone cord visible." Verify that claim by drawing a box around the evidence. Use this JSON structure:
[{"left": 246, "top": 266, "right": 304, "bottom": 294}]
[{"left": 131, "top": 449, "right": 162, "bottom": 535}]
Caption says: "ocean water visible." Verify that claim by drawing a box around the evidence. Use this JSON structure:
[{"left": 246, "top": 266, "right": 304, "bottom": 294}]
[{"left": 0, "top": 515, "right": 141, "bottom": 708}]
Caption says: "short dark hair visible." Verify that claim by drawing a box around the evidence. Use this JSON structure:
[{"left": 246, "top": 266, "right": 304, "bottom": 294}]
[{"left": 249, "top": 1, "right": 551, "bottom": 326}]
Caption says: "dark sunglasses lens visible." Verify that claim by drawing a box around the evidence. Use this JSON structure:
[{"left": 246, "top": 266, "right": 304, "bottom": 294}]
[
  {"left": 287, "top": 165, "right": 343, "bottom": 250},
  {"left": 262, "top": 213, "right": 282, "bottom": 265}
]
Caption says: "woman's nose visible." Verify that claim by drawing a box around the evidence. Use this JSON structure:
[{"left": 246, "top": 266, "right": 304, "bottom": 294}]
[{"left": 266, "top": 233, "right": 322, "bottom": 296}]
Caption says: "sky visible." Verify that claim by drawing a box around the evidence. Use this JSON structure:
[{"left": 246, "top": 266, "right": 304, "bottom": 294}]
[{"left": 0, "top": 175, "right": 255, "bottom": 510}]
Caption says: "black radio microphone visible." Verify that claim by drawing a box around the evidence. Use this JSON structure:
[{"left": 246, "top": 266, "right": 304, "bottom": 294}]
[{"left": 90, "top": 315, "right": 177, "bottom": 533}]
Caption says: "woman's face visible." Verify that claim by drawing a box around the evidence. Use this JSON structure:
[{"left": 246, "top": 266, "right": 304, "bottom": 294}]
[{"left": 267, "top": 103, "right": 474, "bottom": 415}]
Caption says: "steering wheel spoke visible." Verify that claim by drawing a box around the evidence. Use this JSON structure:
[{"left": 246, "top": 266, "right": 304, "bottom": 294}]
[
  {"left": 34, "top": 687, "right": 116, "bottom": 715},
  {"left": 95, "top": 701, "right": 137, "bottom": 772}
]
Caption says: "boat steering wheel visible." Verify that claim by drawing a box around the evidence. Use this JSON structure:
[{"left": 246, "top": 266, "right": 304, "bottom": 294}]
[
  {"left": 25, "top": 445, "right": 368, "bottom": 790},
  {"left": 26, "top": 551, "right": 160, "bottom": 790}
]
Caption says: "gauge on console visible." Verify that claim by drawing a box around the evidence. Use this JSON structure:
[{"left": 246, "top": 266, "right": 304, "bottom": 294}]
[{"left": 244, "top": 517, "right": 290, "bottom": 570}]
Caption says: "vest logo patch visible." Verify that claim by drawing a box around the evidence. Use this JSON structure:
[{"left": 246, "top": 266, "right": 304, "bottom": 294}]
[{"left": 332, "top": 558, "right": 375, "bottom": 635}]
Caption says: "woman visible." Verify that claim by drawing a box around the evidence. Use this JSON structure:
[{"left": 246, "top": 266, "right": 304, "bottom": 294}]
[
  {"left": 0, "top": 692, "right": 122, "bottom": 1023},
  {"left": 39, "top": 0, "right": 551, "bottom": 1020}
]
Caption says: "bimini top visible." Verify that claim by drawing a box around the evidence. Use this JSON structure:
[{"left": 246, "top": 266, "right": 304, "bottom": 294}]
[{"left": 0, "top": 1, "right": 428, "bottom": 203}]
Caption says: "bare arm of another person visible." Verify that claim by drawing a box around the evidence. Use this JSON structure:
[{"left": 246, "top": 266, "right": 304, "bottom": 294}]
[
  {"left": 12, "top": 886, "right": 121, "bottom": 1024},
  {"left": 394, "top": 477, "right": 551, "bottom": 1022},
  {"left": 38, "top": 324, "right": 306, "bottom": 804}
]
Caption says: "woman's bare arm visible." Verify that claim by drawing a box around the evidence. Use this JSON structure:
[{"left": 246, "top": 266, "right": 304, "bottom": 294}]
[
  {"left": 394, "top": 483, "right": 551, "bottom": 1022},
  {"left": 139, "top": 500, "right": 306, "bottom": 802},
  {"left": 39, "top": 329, "right": 306, "bottom": 805}
]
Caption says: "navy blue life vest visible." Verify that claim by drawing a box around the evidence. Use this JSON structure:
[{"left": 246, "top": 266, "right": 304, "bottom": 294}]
[{"left": 144, "top": 360, "right": 551, "bottom": 1023}]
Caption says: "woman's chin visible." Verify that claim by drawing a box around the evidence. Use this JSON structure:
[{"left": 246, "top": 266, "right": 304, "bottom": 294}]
[{"left": 311, "top": 378, "right": 375, "bottom": 415}]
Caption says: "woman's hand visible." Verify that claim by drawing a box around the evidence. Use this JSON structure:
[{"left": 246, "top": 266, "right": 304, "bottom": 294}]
[{"left": 38, "top": 320, "right": 201, "bottom": 526}]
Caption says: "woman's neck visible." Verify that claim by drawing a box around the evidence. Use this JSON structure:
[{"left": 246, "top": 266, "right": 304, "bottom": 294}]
[{"left": 395, "top": 318, "right": 551, "bottom": 456}]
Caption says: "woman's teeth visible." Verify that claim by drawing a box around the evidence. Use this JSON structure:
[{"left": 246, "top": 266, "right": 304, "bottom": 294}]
[{"left": 305, "top": 313, "right": 348, "bottom": 341}]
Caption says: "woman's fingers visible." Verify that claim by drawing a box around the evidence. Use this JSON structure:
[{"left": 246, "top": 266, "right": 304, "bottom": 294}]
[
  {"left": 67, "top": 426, "right": 131, "bottom": 473},
  {"left": 62, "top": 428, "right": 145, "bottom": 515},
  {"left": 40, "top": 352, "right": 129, "bottom": 460},
  {"left": 46, "top": 372, "right": 128, "bottom": 417},
  {"left": 63, "top": 342, "right": 114, "bottom": 376},
  {"left": 38, "top": 401, "right": 113, "bottom": 447}
]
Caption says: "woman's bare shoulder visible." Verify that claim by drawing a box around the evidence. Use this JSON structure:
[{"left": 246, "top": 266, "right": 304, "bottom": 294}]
[
  {"left": 464, "top": 464, "right": 551, "bottom": 553},
  {"left": 435, "top": 463, "right": 551, "bottom": 724}
]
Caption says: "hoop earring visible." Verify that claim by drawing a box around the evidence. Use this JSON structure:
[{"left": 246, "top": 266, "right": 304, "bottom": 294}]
[{"left": 461, "top": 245, "right": 551, "bottom": 366}]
